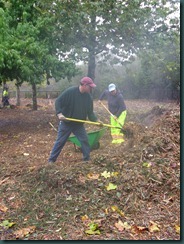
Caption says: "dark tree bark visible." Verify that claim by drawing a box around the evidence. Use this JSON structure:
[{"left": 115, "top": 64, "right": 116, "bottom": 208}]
[
  {"left": 88, "top": 50, "right": 96, "bottom": 81},
  {"left": 16, "top": 85, "right": 20, "bottom": 106},
  {"left": 87, "top": 15, "right": 96, "bottom": 81},
  {"left": 32, "top": 82, "right": 37, "bottom": 110}
]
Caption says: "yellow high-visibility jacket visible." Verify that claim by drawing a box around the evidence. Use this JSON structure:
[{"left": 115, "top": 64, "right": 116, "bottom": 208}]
[{"left": 3, "top": 90, "right": 8, "bottom": 97}]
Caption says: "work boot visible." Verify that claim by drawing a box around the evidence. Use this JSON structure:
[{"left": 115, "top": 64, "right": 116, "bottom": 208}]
[
  {"left": 82, "top": 158, "right": 92, "bottom": 163},
  {"left": 84, "top": 160, "right": 91, "bottom": 163},
  {"left": 48, "top": 161, "right": 55, "bottom": 166}
]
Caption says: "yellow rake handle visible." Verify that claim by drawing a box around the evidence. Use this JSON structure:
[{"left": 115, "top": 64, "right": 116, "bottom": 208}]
[
  {"left": 99, "top": 101, "right": 124, "bottom": 128},
  {"left": 65, "top": 117, "right": 121, "bottom": 129}
]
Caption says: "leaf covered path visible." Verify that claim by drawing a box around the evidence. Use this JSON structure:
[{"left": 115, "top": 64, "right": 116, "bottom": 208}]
[{"left": 0, "top": 99, "right": 180, "bottom": 240}]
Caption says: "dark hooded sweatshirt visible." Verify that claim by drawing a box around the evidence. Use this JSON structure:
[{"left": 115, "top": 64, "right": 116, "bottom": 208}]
[
  {"left": 99, "top": 89, "right": 126, "bottom": 117},
  {"left": 55, "top": 86, "right": 97, "bottom": 122}
]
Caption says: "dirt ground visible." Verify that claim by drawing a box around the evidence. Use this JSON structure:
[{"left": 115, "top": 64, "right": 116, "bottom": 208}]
[{"left": 0, "top": 98, "right": 180, "bottom": 240}]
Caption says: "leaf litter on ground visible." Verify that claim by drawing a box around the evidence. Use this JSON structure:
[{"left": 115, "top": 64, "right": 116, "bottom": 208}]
[{"left": 0, "top": 99, "right": 180, "bottom": 240}]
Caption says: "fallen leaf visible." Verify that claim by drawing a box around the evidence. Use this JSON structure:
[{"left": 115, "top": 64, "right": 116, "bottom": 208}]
[
  {"left": 175, "top": 225, "right": 180, "bottom": 234},
  {"left": 87, "top": 173, "right": 100, "bottom": 180},
  {"left": 0, "top": 220, "right": 15, "bottom": 228},
  {"left": 111, "top": 172, "right": 119, "bottom": 177},
  {"left": 142, "top": 162, "right": 151, "bottom": 168},
  {"left": 0, "top": 204, "right": 8, "bottom": 212},
  {"left": 85, "top": 229, "right": 100, "bottom": 235},
  {"left": 122, "top": 222, "right": 131, "bottom": 230},
  {"left": 131, "top": 225, "right": 148, "bottom": 234},
  {"left": 81, "top": 215, "right": 89, "bottom": 222},
  {"left": 115, "top": 220, "right": 131, "bottom": 231},
  {"left": 101, "top": 170, "right": 111, "bottom": 178},
  {"left": 14, "top": 226, "right": 36, "bottom": 239},
  {"left": 115, "top": 220, "right": 124, "bottom": 232},
  {"left": 89, "top": 222, "right": 99, "bottom": 231},
  {"left": 85, "top": 222, "right": 101, "bottom": 235},
  {"left": 81, "top": 215, "right": 91, "bottom": 227},
  {"left": 104, "top": 208, "right": 108, "bottom": 214},
  {"left": 28, "top": 166, "right": 36, "bottom": 171},
  {"left": 111, "top": 205, "right": 124, "bottom": 216},
  {"left": 148, "top": 221, "right": 160, "bottom": 232},
  {"left": 118, "top": 210, "right": 125, "bottom": 217},
  {"left": 111, "top": 205, "right": 119, "bottom": 212},
  {"left": 106, "top": 183, "right": 117, "bottom": 191}
]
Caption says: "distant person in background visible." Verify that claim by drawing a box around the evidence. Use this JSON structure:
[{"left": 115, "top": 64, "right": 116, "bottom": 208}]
[
  {"left": 99, "top": 83, "right": 127, "bottom": 144},
  {"left": 2, "top": 85, "right": 10, "bottom": 107}
]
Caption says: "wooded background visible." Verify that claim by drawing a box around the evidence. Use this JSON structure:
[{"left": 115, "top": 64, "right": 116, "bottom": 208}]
[{"left": 0, "top": 0, "right": 180, "bottom": 109}]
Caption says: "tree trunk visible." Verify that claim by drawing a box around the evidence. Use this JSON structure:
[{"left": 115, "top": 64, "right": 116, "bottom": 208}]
[
  {"left": 88, "top": 50, "right": 96, "bottom": 81},
  {"left": 16, "top": 85, "right": 20, "bottom": 106},
  {"left": 87, "top": 15, "right": 96, "bottom": 81},
  {"left": 32, "top": 82, "right": 37, "bottom": 110}
]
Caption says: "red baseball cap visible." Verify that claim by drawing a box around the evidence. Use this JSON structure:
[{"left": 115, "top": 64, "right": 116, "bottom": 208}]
[{"left": 80, "top": 77, "right": 96, "bottom": 88}]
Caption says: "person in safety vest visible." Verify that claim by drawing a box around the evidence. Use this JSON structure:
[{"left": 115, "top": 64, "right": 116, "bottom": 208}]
[
  {"left": 2, "top": 86, "right": 10, "bottom": 107},
  {"left": 99, "top": 83, "right": 127, "bottom": 144}
]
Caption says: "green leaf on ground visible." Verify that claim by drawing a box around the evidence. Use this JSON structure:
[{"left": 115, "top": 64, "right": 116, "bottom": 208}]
[
  {"left": 106, "top": 183, "right": 117, "bottom": 191},
  {"left": 0, "top": 220, "right": 15, "bottom": 228},
  {"left": 85, "top": 222, "right": 101, "bottom": 235}
]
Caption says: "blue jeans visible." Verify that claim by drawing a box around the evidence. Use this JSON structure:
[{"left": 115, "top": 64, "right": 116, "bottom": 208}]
[{"left": 48, "top": 121, "right": 90, "bottom": 162}]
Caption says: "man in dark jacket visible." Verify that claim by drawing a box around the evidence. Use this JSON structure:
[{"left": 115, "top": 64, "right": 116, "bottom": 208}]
[
  {"left": 99, "top": 83, "right": 127, "bottom": 143},
  {"left": 48, "top": 77, "right": 99, "bottom": 164}
]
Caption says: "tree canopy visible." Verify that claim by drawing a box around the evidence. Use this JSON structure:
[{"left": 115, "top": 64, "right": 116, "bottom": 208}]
[
  {"left": 53, "top": 0, "right": 179, "bottom": 80},
  {"left": 0, "top": 0, "right": 180, "bottom": 108},
  {"left": 0, "top": 0, "right": 79, "bottom": 108}
]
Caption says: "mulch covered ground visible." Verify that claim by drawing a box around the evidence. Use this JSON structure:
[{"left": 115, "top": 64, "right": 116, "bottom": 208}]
[{"left": 0, "top": 98, "right": 180, "bottom": 240}]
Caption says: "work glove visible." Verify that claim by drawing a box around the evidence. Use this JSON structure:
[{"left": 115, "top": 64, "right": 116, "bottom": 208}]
[{"left": 57, "top": 113, "right": 66, "bottom": 121}]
